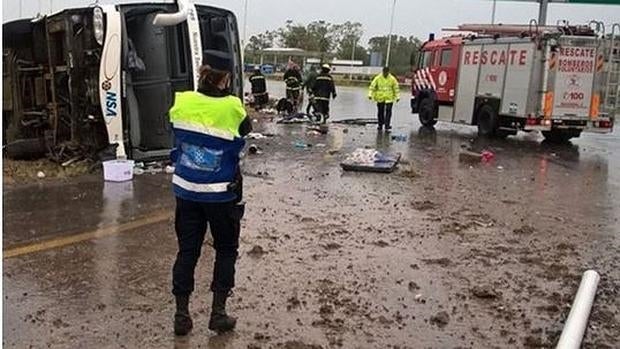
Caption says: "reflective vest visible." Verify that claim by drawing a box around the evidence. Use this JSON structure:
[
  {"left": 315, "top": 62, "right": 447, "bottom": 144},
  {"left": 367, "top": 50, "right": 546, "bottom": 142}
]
[
  {"left": 368, "top": 74, "right": 400, "bottom": 103},
  {"left": 169, "top": 91, "right": 246, "bottom": 203}
]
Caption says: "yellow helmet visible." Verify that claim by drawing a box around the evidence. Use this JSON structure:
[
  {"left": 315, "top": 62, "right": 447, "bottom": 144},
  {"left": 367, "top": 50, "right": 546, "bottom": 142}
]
[{"left": 321, "top": 63, "right": 331, "bottom": 70}]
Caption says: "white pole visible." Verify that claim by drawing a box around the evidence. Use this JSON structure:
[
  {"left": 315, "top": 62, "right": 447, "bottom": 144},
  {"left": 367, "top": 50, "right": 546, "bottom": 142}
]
[
  {"left": 538, "top": 0, "right": 549, "bottom": 26},
  {"left": 19, "top": 0, "right": 23, "bottom": 17},
  {"left": 556, "top": 270, "right": 600, "bottom": 349},
  {"left": 491, "top": 0, "right": 497, "bottom": 25},
  {"left": 242, "top": 0, "right": 249, "bottom": 47},
  {"left": 350, "top": 37, "right": 356, "bottom": 80},
  {"left": 385, "top": 0, "right": 396, "bottom": 67},
  {"left": 49, "top": 0, "right": 53, "bottom": 13}
]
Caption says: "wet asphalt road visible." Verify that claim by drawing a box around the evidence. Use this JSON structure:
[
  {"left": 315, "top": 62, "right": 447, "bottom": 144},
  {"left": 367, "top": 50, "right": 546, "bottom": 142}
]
[{"left": 3, "top": 84, "right": 619, "bottom": 348}]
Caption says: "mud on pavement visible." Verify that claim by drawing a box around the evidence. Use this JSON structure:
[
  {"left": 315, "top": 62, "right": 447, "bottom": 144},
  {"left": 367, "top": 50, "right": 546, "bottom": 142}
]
[{"left": 3, "top": 115, "right": 619, "bottom": 348}]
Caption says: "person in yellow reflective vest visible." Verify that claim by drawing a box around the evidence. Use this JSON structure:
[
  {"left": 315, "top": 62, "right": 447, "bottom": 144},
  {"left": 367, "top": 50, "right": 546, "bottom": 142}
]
[
  {"left": 368, "top": 67, "right": 400, "bottom": 132},
  {"left": 168, "top": 65, "right": 252, "bottom": 336}
]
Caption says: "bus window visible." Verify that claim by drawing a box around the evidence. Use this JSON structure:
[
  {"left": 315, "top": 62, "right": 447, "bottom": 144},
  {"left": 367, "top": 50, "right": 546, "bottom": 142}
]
[{"left": 440, "top": 49, "right": 452, "bottom": 67}]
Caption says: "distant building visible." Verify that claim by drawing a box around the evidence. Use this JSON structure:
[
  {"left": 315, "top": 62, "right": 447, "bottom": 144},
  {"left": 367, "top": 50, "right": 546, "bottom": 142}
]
[{"left": 370, "top": 52, "right": 383, "bottom": 67}]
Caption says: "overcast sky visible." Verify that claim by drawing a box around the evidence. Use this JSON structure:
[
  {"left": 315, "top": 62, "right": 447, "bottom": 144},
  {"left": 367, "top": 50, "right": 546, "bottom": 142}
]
[{"left": 4, "top": 0, "right": 620, "bottom": 44}]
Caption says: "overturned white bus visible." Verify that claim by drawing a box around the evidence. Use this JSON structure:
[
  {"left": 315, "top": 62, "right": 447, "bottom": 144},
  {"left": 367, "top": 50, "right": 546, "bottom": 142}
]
[{"left": 3, "top": 0, "right": 242, "bottom": 161}]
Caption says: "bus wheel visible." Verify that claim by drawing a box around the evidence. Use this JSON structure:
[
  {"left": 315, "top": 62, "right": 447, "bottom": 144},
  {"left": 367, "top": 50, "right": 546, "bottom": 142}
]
[
  {"left": 418, "top": 98, "right": 437, "bottom": 127},
  {"left": 476, "top": 104, "right": 499, "bottom": 137},
  {"left": 542, "top": 130, "right": 580, "bottom": 143}
]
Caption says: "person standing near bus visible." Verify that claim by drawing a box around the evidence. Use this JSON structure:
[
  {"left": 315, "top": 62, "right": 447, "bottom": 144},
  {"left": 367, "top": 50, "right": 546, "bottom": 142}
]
[{"left": 168, "top": 65, "right": 251, "bottom": 336}]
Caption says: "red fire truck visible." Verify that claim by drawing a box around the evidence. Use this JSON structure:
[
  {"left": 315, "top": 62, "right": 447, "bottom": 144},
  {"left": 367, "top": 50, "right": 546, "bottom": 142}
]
[{"left": 411, "top": 23, "right": 619, "bottom": 142}]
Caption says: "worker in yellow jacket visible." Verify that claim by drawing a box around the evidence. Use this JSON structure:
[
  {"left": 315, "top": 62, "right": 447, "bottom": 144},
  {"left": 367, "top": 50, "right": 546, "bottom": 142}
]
[{"left": 368, "top": 67, "right": 400, "bottom": 132}]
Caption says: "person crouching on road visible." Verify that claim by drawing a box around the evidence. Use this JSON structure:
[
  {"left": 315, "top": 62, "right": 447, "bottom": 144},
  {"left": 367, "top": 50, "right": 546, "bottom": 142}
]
[
  {"left": 168, "top": 65, "right": 252, "bottom": 336},
  {"left": 311, "top": 64, "right": 337, "bottom": 121},
  {"left": 249, "top": 66, "right": 268, "bottom": 110},
  {"left": 368, "top": 67, "right": 400, "bottom": 132}
]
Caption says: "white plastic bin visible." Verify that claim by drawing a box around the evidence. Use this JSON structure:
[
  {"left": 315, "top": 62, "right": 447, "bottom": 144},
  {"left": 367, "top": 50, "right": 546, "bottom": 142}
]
[{"left": 102, "top": 160, "right": 135, "bottom": 182}]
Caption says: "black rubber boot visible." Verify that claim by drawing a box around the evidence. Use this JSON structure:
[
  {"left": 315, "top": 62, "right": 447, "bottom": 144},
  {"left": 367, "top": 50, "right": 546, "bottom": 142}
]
[
  {"left": 208, "top": 292, "right": 236, "bottom": 333},
  {"left": 174, "top": 295, "right": 193, "bottom": 336}
]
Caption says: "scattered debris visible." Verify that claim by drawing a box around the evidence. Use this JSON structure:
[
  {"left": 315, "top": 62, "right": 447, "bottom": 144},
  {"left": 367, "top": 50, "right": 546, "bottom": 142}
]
[
  {"left": 408, "top": 281, "right": 420, "bottom": 292},
  {"left": 247, "top": 245, "right": 267, "bottom": 257},
  {"left": 247, "top": 132, "right": 272, "bottom": 139},
  {"left": 294, "top": 141, "right": 312, "bottom": 148},
  {"left": 430, "top": 311, "right": 450, "bottom": 328},
  {"left": 332, "top": 118, "right": 378, "bottom": 125},
  {"left": 249, "top": 144, "right": 263, "bottom": 155},
  {"left": 391, "top": 134, "right": 407, "bottom": 142},
  {"left": 459, "top": 149, "right": 483, "bottom": 163},
  {"left": 341, "top": 148, "right": 401, "bottom": 173},
  {"left": 36, "top": 171, "right": 46, "bottom": 179},
  {"left": 481, "top": 150, "right": 495, "bottom": 163}
]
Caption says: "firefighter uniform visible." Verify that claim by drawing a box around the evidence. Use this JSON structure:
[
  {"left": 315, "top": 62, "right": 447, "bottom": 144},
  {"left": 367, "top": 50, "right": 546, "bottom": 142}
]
[
  {"left": 249, "top": 69, "right": 268, "bottom": 109},
  {"left": 311, "top": 69, "right": 336, "bottom": 118},
  {"left": 169, "top": 89, "right": 250, "bottom": 334},
  {"left": 283, "top": 68, "right": 303, "bottom": 108},
  {"left": 368, "top": 71, "right": 400, "bottom": 130}
]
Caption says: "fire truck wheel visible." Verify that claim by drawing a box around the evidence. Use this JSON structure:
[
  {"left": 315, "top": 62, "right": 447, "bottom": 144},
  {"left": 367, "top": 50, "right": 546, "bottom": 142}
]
[
  {"left": 476, "top": 104, "right": 499, "bottom": 137},
  {"left": 418, "top": 98, "right": 437, "bottom": 127}
]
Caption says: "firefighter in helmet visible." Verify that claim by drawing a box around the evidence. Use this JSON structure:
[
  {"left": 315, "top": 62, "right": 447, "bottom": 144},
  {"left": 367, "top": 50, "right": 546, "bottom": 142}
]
[
  {"left": 283, "top": 63, "right": 303, "bottom": 111},
  {"left": 249, "top": 65, "right": 268, "bottom": 110},
  {"left": 311, "top": 64, "right": 337, "bottom": 121}
]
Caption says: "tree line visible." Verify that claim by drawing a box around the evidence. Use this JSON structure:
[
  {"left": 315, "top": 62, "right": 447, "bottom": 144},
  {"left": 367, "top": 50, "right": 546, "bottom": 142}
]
[{"left": 245, "top": 21, "right": 423, "bottom": 75}]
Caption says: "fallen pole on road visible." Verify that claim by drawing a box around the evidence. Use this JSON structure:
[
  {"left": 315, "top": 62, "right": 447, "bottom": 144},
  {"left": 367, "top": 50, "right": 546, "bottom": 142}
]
[{"left": 556, "top": 270, "right": 600, "bottom": 349}]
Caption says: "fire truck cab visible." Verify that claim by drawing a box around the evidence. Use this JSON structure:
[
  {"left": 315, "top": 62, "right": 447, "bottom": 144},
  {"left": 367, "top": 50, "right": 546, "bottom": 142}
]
[{"left": 411, "top": 23, "right": 619, "bottom": 142}]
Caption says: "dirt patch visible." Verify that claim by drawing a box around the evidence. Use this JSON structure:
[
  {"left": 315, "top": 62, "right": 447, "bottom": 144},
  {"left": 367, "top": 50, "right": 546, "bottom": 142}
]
[
  {"left": 411, "top": 200, "right": 438, "bottom": 211},
  {"left": 4, "top": 158, "right": 95, "bottom": 184},
  {"left": 513, "top": 225, "right": 536, "bottom": 235},
  {"left": 422, "top": 258, "right": 453, "bottom": 268},
  {"left": 471, "top": 285, "right": 500, "bottom": 299},
  {"left": 247, "top": 245, "right": 267, "bottom": 257}
]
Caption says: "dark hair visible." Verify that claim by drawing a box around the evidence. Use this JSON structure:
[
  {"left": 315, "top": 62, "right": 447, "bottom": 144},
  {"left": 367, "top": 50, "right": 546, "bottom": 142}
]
[
  {"left": 383, "top": 67, "right": 390, "bottom": 73},
  {"left": 198, "top": 64, "right": 230, "bottom": 96}
]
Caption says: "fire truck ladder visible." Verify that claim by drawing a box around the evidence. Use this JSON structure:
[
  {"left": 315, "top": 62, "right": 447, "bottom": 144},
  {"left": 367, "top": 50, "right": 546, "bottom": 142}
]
[{"left": 604, "top": 23, "right": 620, "bottom": 116}]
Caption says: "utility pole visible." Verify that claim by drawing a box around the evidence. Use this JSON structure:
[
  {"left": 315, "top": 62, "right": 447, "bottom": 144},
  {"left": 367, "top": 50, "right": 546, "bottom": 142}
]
[
  {"left": 491, "top": 0, "right": 497, "bottom": 25},
  {"left": 538, "top": 0, "right": 549, "bottom": 26},
  {"left": 242, "top": 0, "right": 249, "bottom": 46},
  {"left": 350, "top": 38, "right": 357, "bottom": 80},
  {"left": 385, "top": 0, "right": 396, "bottom": 67}
]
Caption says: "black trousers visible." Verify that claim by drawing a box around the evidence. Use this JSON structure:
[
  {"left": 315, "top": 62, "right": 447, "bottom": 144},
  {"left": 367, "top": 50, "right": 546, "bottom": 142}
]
[
  {"left": 377, "top": 102, "right": 393, "bottom": 128},
  {"left": 315, "top": 99, "right": 330, "bottom": 116},
  {"left": 253, "top": 93, "right": 269, "bottom": 108},
  {"left": 172, "top": 198, "right": 244, "bottom": 296}
]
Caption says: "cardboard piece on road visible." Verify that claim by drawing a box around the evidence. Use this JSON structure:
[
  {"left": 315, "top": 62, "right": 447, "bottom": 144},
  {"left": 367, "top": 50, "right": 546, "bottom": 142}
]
[{"left": 341, "top": 149, "right": 401, "bottom": 173}]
